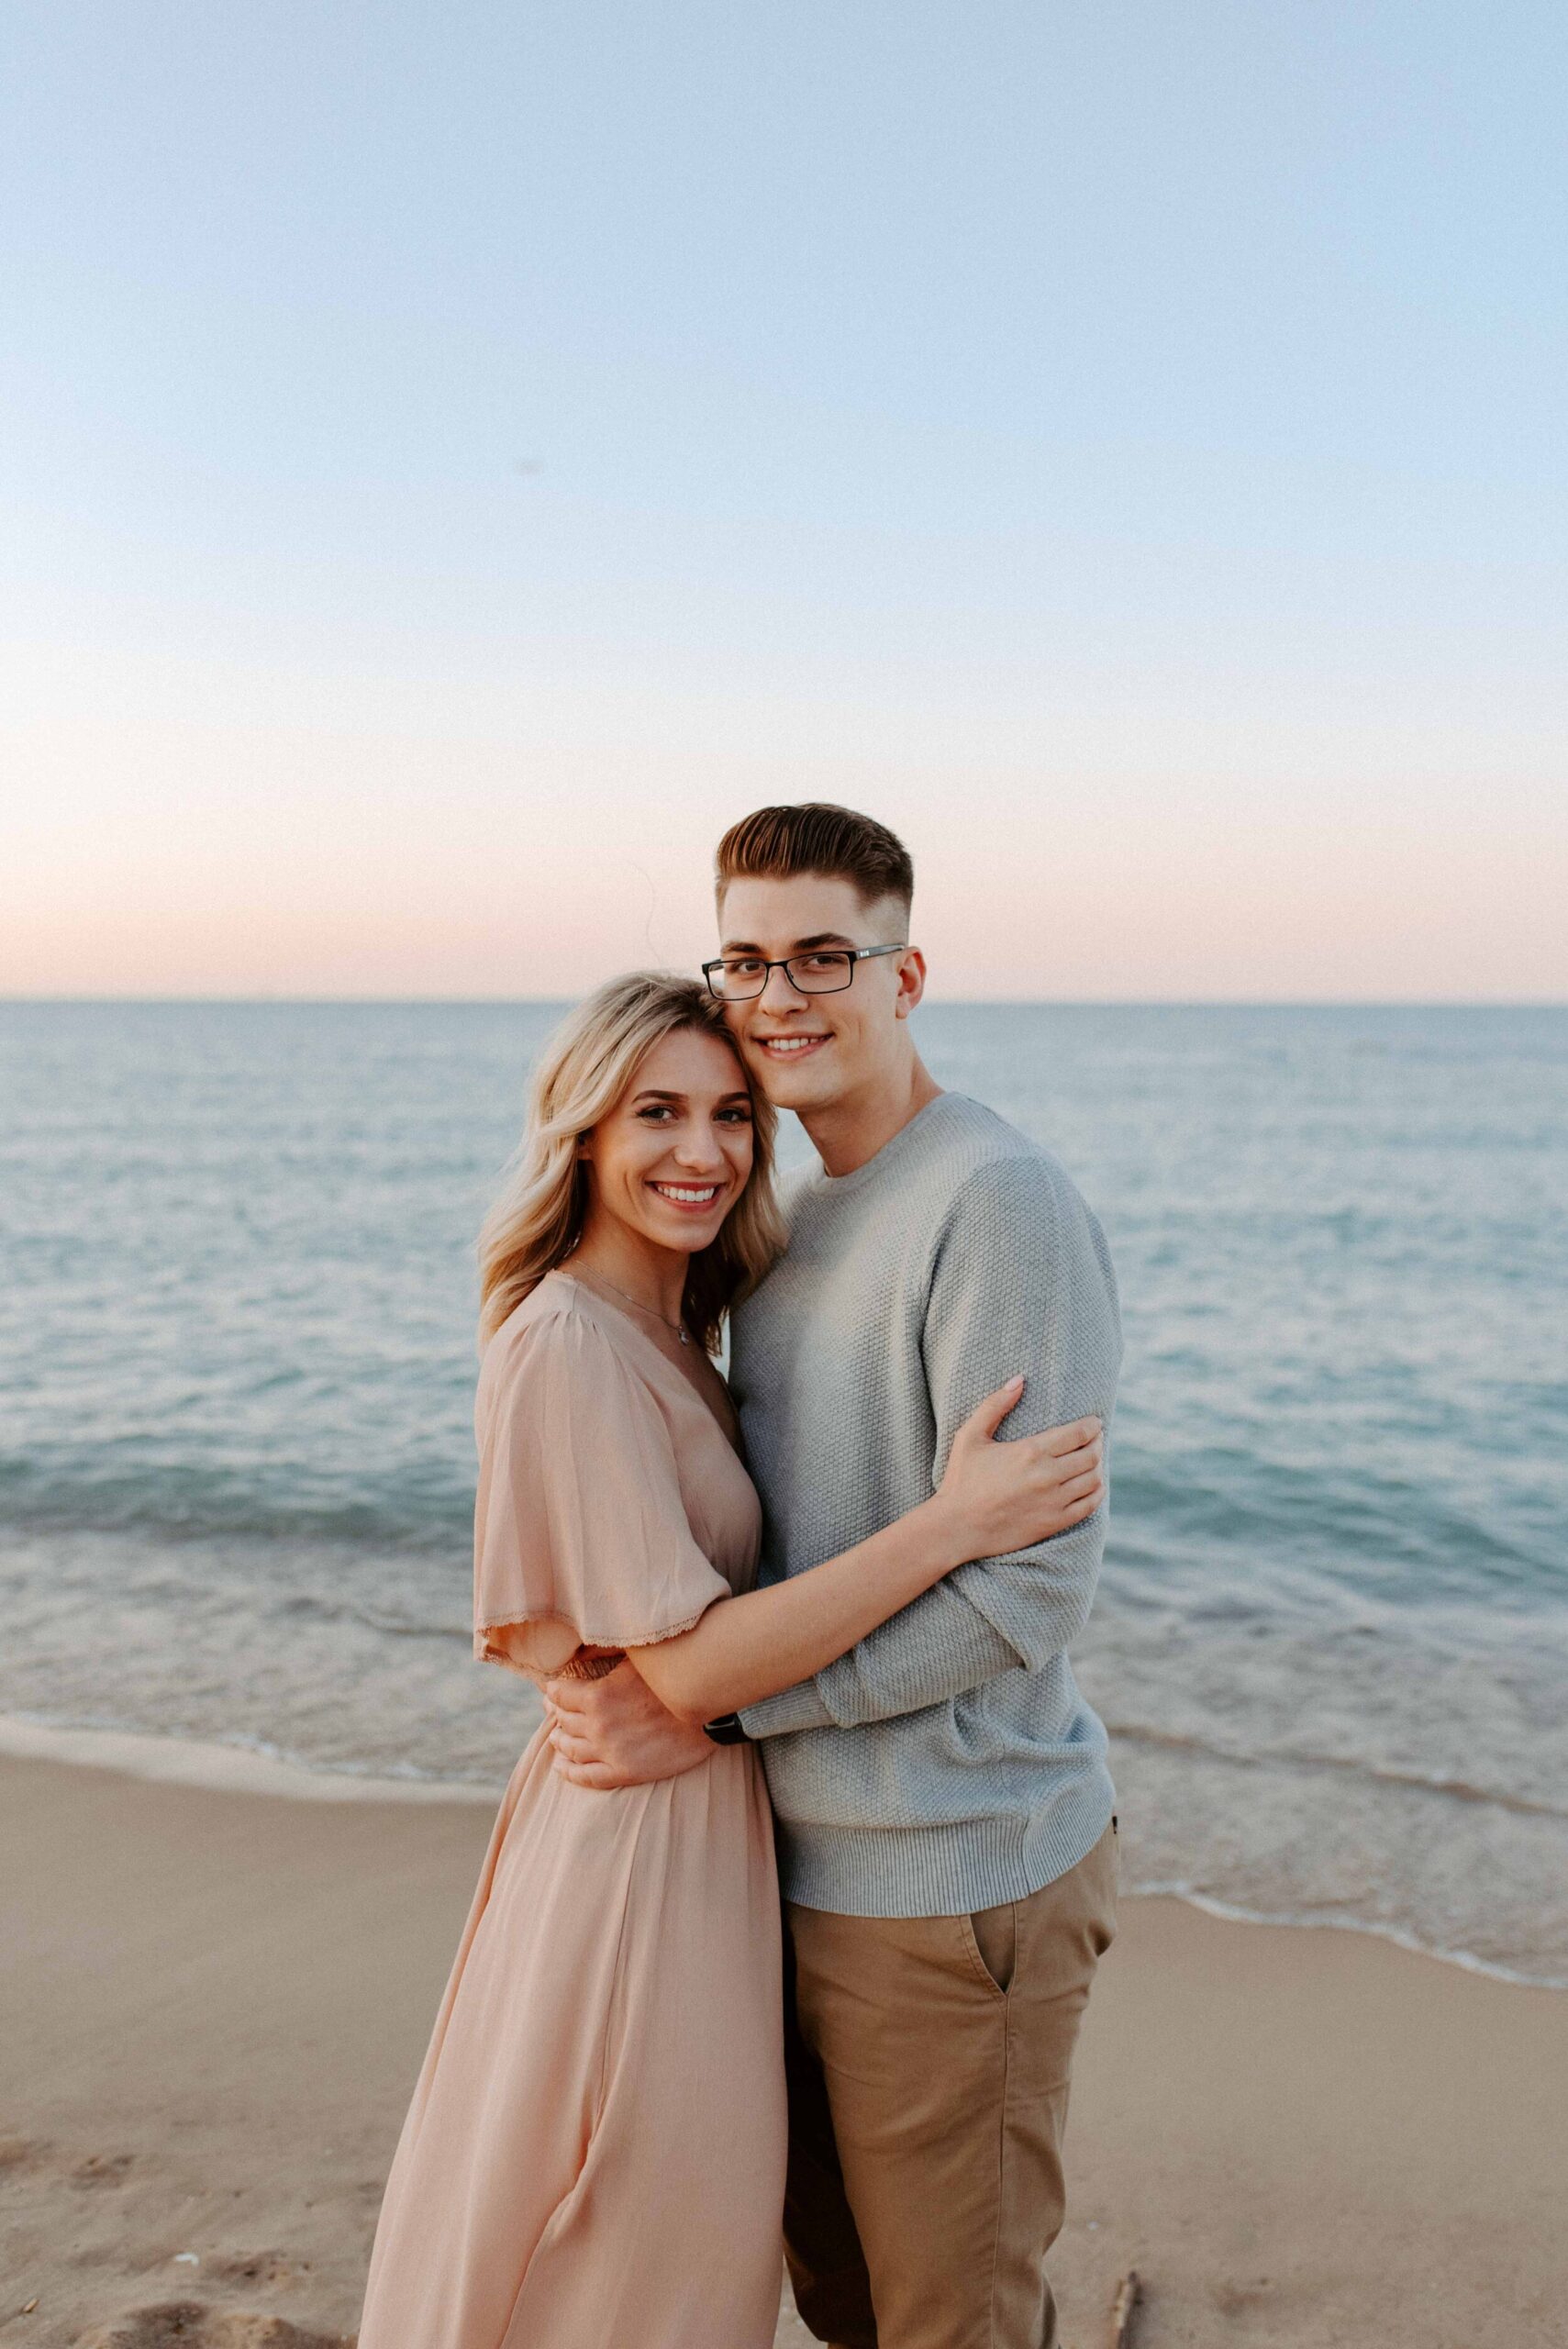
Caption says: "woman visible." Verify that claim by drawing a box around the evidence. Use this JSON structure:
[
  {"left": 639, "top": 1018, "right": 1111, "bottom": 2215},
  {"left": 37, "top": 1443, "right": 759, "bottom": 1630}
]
[{"left": 357, "top": 974, "right": 1106, "bottom": 2349}]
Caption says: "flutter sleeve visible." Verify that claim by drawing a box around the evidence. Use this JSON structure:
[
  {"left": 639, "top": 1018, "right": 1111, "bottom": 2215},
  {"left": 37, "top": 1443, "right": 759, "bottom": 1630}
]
[{"left": 473, "top": 1303, "right": 731, "bottom": 1681}]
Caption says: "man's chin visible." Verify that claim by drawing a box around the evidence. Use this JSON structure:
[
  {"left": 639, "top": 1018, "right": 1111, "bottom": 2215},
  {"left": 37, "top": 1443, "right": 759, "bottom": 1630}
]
[{"left": 746, "top": 1055, "right": 837, "bottom": 1108}]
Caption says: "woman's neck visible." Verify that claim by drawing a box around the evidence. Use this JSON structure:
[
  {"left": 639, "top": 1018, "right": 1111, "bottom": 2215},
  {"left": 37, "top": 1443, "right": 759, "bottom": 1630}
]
[{"left": 571, "top": 1215, "right": 689, "bottom": 1327}]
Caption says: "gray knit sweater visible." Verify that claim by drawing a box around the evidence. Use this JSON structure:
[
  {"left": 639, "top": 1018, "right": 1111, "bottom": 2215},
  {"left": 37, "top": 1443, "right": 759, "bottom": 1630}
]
[{"left": 731, "top": 1091, "right": 1120, "bottom": 1918}]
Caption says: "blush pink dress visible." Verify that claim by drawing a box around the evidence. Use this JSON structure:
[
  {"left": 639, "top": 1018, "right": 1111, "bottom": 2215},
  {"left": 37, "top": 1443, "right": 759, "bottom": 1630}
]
[{"left": 357, "top": 1274, "right": 787, "bottom": 2349}]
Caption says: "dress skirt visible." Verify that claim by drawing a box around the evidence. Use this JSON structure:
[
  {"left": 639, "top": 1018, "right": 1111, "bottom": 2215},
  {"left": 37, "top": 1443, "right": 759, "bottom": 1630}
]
[{"left": 358, "top": 1724, "right": 787, "bottom": 2349}]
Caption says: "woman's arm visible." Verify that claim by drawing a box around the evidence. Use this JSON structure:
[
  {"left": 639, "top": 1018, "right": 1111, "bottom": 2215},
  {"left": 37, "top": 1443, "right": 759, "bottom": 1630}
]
[{"left": 624, "top": 1380, "right": 1102, "bottom": 1727}]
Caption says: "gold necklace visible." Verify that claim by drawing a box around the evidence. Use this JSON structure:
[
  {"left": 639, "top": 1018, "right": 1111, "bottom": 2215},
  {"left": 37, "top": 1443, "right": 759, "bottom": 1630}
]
[{"left": 579, "top": 1269, "right": 690, "bottom": 1345}]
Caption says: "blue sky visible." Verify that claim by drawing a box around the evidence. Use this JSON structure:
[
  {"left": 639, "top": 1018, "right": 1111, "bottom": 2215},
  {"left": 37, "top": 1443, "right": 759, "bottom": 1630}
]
[{"left": 4, "top": 1, "right": 1564, "bottom": 996}]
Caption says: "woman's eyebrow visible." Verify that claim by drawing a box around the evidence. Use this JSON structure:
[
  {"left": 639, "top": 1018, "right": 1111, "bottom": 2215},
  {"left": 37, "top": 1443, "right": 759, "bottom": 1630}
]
[{"left": 630, "top": 1088, "right": 686, "bottom": 1104}]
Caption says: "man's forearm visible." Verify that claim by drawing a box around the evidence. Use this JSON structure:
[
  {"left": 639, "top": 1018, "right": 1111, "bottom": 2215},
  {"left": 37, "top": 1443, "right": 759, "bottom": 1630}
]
[
  {"left": 738, "top": 1511, "right": 1106, "bottom": 1738},
  {"left": 739, "top": 1569, "right": 1035, "bottom": 1737}
]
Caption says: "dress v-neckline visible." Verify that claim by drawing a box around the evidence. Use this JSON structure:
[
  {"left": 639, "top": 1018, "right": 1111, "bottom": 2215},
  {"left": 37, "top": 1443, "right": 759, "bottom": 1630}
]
[{"left": 554, "top": 1273, "right": 744, "bottom": 1459}]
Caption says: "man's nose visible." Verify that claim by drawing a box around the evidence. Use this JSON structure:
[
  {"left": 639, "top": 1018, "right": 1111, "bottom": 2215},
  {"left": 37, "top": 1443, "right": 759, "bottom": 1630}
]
[{"left": 757, "top": 963, "right": 804, "bottom": 1014}]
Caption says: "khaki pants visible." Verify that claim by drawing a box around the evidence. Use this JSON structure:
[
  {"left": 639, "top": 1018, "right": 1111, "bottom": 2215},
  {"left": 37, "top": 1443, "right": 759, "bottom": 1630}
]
[{"left": 782, "top": 1820, "right": 1118, "bottom": 2349}]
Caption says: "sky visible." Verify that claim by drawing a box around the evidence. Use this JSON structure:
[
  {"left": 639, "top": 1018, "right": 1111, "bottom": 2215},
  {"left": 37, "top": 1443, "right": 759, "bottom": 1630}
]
[{"left": 3, "top": 0, "right": 1565, "bottom": 1001}]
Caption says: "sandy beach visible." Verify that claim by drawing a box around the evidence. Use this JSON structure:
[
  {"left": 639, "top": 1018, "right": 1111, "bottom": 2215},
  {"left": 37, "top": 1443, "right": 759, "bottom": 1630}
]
[{"left": 4, "top": 1742, "right": 1565, "bottom": 2349}]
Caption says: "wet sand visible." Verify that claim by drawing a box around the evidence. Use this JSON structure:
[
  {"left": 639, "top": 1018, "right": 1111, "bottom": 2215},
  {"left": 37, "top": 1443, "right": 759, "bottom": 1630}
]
[{"left": 4, "top": 1748, "right": 1565, "bottom": 2347}]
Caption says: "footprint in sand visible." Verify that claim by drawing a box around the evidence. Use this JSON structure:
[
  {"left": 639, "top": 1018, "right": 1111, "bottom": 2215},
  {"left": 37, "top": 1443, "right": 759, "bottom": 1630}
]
[
  {"left": 70, "top": 2152, "right": 137, "bottom": 2188},
  {"left": 204, "top": 2254, "right": 299, "bottom": 2289},
  {"left": 72, "top": 2307, "right": 351, "bottom": 2348}
]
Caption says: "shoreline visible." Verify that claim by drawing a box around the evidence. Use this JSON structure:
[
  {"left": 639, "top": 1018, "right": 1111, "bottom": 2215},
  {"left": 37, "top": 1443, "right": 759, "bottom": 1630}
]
[
  {"left": 0, "top": 1712, "right": 502, "bottom": 1807},
  {"left": 6, "top": 1748, "right": 1566, "bottom": 2347},
  {"left": 6, "top": 1709, "right": 1562, "bottom": 1991}
]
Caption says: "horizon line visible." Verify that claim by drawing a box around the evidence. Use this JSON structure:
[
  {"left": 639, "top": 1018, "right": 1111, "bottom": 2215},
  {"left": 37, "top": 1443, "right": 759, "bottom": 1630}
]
[{"left": 4, "top": 995, "right": 1565, "bottom": 1013}]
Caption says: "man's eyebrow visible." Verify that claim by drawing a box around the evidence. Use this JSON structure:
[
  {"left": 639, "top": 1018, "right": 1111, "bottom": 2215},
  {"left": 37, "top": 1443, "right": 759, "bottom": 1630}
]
[{"left": 717, "top": 931, "right": 856, "bottom": 953}]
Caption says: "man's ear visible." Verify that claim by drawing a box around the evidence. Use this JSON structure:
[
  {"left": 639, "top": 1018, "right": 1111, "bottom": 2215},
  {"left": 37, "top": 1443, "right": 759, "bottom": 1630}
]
[{"left": 894, "top": 946, "right": 928, "bottom": 1020}]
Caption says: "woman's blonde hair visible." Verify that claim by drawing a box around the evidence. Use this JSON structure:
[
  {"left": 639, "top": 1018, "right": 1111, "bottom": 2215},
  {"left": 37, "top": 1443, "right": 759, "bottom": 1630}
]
[{"left": 477, "top": 972, "right": 784, "bottom": 1355}]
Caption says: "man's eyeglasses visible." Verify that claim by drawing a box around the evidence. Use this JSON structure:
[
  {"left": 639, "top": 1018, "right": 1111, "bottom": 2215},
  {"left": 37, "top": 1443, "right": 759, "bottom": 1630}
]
[{"left": 702, "top": 943, "right": 908, "bottom": 1004}]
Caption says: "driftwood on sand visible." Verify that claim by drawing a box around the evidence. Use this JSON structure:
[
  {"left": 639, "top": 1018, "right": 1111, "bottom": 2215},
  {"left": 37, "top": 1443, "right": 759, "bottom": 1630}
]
[{"left": 1108, "top": 2267, "right": 1142, "bottom": 2347}]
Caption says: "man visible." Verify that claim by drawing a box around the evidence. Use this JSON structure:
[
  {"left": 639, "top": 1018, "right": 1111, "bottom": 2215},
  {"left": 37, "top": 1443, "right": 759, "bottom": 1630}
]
[{"left": 546, "top": 803, "right": 1121, "bottom": 2349}]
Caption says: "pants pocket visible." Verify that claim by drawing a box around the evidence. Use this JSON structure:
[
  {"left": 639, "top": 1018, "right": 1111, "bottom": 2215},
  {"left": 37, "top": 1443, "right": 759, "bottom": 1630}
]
[{"left": 963, "top": 1899, "right": 1018, "bottom": 1996}]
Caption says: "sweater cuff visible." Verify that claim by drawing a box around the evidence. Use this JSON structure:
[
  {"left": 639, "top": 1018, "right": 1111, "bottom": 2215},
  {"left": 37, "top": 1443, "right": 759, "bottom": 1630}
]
[{"left": 739, "top": 1675, "right": 836, "bottom": 1739}]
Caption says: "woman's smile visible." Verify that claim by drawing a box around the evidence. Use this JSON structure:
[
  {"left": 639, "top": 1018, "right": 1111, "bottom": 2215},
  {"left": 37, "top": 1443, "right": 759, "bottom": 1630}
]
[{"left": 648, "top": 1178, "right": 726, "bottom": 1210}]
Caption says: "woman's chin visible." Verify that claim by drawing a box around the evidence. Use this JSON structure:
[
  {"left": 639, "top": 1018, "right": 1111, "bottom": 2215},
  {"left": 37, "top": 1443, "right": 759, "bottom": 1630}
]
[{"left": 638, "top": 1208, "right": 729, "bottom": 1253}]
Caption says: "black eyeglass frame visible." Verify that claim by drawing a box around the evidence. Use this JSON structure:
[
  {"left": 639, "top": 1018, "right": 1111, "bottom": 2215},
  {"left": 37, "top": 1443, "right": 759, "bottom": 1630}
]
[{"left": 700, "top": 942, "right": 909, "bottom": 1003}]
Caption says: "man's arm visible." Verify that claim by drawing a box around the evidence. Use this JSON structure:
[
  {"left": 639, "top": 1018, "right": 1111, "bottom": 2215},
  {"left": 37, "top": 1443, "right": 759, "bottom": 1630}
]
[
  {"left": 544, "top": 1661, "right": 717, "bottom": 1789},
  {"left": 739, "top": 1152, "right": 1121, "bottom": 1737}
]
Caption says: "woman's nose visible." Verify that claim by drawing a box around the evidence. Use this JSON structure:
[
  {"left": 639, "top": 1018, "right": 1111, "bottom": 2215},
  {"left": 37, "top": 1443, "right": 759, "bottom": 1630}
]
[{"left": 673, "top": 1130, "right": 727, "bottom": 1170}]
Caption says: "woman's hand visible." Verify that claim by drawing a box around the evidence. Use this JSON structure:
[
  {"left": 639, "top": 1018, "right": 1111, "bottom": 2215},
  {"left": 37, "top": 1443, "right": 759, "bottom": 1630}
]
[{"left": 933, "top": 1380, "right": 1104, "bottom": 1559}]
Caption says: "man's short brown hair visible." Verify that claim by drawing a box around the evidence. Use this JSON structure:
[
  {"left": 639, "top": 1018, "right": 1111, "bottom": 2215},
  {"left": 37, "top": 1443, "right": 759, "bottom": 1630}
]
[{"left": 715, "top": 803, "right": 914, "bottom": 912}]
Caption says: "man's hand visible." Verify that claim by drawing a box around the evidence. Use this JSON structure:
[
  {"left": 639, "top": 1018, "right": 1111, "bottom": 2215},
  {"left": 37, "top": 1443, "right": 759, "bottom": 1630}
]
[{"left": 544, "top": 1660, "right": 717, "bottom": 1790}]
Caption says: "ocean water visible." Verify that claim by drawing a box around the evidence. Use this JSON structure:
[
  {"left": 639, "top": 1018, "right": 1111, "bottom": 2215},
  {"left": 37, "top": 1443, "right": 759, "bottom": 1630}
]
[{"left": 2, "top": 1001, "right": 1565, "bottom": 1985}]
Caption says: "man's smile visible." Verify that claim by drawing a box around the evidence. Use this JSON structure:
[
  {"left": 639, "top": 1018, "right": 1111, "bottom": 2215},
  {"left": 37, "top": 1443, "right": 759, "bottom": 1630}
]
[{"left": 752, "top": 1033, "right": 831, "bottom": 1060}]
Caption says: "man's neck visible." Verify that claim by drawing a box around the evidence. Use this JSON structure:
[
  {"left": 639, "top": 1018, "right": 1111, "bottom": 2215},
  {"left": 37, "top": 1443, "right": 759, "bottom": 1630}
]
[{"left": 799, "top": 1053, "right": 943, "bottom": 1178}]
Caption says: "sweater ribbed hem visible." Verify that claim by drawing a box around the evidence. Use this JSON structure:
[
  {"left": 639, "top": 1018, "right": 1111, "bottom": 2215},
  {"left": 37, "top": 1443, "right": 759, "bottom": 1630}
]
[{"left": 773, "top": 1762, "right": 1116, "bottom": 1919}]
